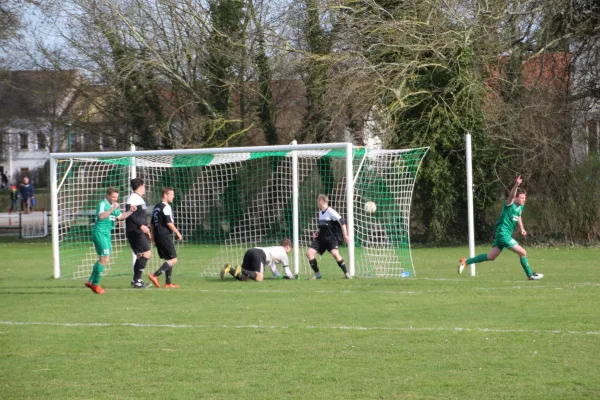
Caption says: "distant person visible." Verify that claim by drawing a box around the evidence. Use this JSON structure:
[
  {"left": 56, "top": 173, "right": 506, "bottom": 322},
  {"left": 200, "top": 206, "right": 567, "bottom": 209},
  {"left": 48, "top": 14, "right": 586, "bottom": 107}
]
[
  {"left": 9, "top": 185, "right": 19, "bottom": 212},
  {"left": 458, "top": 175, "right": 543, "bottom": 280},
  {"left": 1, "top": 173, "right": 7, "bottom": 189},
  {"left": 19, "top": 177, "right": 34, "bottom": 214}
]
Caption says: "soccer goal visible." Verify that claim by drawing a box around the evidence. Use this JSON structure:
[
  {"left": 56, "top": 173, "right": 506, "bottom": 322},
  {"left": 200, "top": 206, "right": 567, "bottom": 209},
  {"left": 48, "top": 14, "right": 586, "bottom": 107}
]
[{"left": 49, "top": 143, "right": 427, "bottom": 279}]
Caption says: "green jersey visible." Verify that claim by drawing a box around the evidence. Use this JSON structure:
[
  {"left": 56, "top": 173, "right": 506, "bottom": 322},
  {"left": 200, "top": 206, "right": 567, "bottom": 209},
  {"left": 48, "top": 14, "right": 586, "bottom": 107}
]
[
  {"left": 495, "top": 201, "right": 523, "bottom": 237},
  {"left": 93, "top": 199, "right": 122, "bottom": 234}
]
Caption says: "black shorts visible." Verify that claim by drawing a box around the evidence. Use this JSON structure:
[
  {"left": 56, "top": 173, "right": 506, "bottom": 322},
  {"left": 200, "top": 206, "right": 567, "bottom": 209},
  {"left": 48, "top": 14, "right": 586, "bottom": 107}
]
[
  {"left": 242, "top": 248, "right": 267, "bottom": 273},
  {"left": 155, "top": 235, "right": 177, "bottom": 260},
  {"left": 127, "top": 232, "right": 151, "bottom": 255},
  {"left": 309, "top": 237, "right": 339, "bottom": 255}
]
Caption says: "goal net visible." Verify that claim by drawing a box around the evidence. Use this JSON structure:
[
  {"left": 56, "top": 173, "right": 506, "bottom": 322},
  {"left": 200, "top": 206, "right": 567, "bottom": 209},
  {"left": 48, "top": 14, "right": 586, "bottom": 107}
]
[{"left": 50, "top": 144, "right": 427, "bottom": 279}]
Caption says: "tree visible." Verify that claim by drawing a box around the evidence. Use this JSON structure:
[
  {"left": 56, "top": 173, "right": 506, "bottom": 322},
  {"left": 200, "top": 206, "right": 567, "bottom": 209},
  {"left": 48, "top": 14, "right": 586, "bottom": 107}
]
[
  {"left": 249, "top": 0, "right": 278, "bottom": 144},
  {"left": 296, "top": 0, "right": 336, "bottom": 143}
]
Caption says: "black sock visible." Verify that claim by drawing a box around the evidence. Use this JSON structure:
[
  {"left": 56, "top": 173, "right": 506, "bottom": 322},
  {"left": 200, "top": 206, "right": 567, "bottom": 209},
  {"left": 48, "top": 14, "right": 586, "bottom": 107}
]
[
  {"left": 309, "top": 259, "right": 319, "bottom": 273},
  {"left": 337, "top": 259, "right": 347, "bottom": 273},
  {"left": 243, "top": 269, "right": 257, "bottom": 280},
  {"left": 166, "top": 267, "right": 172, "bottom": 284},
  {"left": 133, "top": 257, "right": 148, "bottom": 281},
  {"left": 154, "top": 262, "right": 170, "bottom": 277}
]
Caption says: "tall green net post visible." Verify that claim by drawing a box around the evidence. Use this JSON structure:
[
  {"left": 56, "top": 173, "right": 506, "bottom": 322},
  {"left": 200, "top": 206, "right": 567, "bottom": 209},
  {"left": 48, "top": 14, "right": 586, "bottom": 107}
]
[{"left": 49, "top": 144, "right": 427, "bottom": 279}]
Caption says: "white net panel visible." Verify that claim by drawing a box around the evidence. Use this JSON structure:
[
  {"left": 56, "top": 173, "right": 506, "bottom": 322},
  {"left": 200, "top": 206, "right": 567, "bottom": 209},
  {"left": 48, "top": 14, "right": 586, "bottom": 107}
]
[{"left": 53, "top": 147, "right": 427, "bottom": 279}]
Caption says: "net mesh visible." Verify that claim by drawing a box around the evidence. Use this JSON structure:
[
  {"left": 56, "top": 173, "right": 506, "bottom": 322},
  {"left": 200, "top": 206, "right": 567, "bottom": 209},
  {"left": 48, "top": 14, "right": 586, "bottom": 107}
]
[{"left": 53, "top": 147, "right": 427, "bottom": 279}]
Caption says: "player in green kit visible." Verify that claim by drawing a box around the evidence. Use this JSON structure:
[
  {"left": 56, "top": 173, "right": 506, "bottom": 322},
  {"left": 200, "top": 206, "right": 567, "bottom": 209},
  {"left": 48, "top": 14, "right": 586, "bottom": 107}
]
[
  {"left": 458, "top": 175, "right": 543, "bottom": 280},
  {"left": 85, "top": 187, "right": 138, "bottom": 294}
]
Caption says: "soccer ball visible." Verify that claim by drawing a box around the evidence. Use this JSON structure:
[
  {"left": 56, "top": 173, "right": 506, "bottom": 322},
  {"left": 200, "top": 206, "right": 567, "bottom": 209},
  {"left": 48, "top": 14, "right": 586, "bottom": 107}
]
[{"left": 364, "top": 201, "right": 377, "bottom": 213}]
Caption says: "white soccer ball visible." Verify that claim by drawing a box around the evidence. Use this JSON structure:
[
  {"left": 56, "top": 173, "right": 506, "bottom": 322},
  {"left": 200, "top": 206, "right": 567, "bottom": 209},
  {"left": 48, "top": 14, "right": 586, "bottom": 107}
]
[{"left": 364, "top": 201, "right": 377, "bottom": 214}]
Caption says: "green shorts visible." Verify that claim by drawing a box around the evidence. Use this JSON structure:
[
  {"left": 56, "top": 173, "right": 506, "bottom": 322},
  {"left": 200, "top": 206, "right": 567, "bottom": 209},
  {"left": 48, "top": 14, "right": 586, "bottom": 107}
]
[
  {"left": 92, "top": 231, "right": 112, "bottom": 256},
  {"left": 492, "top": 234, "right": 518, "bottom": 251}
]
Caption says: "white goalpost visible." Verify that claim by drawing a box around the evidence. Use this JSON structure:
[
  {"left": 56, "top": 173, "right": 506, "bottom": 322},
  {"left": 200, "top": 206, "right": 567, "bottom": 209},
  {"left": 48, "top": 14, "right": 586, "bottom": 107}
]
[{"left": 49, "top": 143, "right": 428, "bottom": 280}]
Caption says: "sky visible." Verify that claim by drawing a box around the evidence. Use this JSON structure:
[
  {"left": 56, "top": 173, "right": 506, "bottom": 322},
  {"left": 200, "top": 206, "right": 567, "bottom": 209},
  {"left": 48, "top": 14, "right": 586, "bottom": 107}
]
[{"left": 1, "top": 2, "right": 69, "bottom": 69}]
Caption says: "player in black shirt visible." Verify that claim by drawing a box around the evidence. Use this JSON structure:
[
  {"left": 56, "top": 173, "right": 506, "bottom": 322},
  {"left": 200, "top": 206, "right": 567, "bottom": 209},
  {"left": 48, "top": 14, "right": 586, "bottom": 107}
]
[
  {"left": 126, "top": 178, "right": 152, "bottom": 288},
  {"left": 148, "top": 187, "right": 182, "bottom": 288},
  {"left": 306, "top": 194, "right": 351, "bottom": 279}
]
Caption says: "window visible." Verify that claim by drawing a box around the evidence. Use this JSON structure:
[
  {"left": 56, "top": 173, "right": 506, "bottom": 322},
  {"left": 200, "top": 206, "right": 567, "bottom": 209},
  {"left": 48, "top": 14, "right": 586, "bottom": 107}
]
[
  {"left": 37, "top": 133, "right": 47, "bottom": 150},
  {"left": 0, "top": 133, "right": 5, "bottom": 156},
  {"left": 588, "top": 120, "right": 599, "bottom": 155},
  {"left": 20, "top": 133, "right": 28, "bottom": 150}
]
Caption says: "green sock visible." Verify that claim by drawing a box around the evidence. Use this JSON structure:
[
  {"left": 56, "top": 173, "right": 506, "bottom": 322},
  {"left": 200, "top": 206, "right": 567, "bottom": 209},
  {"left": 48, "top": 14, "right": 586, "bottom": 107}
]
[
  {"left": 466, "top": 254, "right": 489, "bottom": 265},
  {"left": 88, "top": 262, "right": 99, "bottom": 284},
  {"left": 91, "top": 262, "right": 105, "bottom": 286},
  {"left": 520, "top": 257, "right": 532, "bottom": 277}
]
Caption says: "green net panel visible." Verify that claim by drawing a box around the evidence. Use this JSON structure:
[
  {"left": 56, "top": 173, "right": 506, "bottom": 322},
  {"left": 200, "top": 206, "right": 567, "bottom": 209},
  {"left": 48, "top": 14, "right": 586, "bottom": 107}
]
[
  {"left": 353, "top": 148, "right": 428, "bottom": 277},
  {"left": 53, "top": 147, "right": 427, "bottom": 279}
]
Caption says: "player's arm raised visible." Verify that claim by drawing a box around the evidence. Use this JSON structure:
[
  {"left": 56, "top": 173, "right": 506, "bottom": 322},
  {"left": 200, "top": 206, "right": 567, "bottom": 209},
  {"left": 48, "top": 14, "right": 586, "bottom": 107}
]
[
  {"left": 98, "top": 202, "right": 120, "bottom": 221},
  {"left": 507, "top": 175, "right": 522, "bottom": 206},
  {"left": 117, "top": 204, "right": 136, "bottom": 220}
]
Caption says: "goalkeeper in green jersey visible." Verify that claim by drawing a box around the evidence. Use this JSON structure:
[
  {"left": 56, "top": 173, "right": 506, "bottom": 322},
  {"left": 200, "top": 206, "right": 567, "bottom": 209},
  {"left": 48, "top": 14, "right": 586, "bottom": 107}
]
[
  {"left": 458, "top": 175, "right": 543, "bottom": 280},
  {"left": 85, "top": 187, "right": 137, "bottom": 294}
]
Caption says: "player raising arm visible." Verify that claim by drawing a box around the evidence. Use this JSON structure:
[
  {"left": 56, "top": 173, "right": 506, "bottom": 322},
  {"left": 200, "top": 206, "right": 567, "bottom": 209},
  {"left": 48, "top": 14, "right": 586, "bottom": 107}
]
[
  {"left": 148, "top": 187, "right": 183, "bottom": 289},
  {"left": 307, "top": 194, "right": 351, "bottom": 279},
  {"left": 220, "top": 239, "right": 295, "bottom": 281},
  {"left": 85, "top": 187, "right": 137, "bottom": 294},
  {"left": 458, "top": 175, "right": 543, "bottom": 280}
]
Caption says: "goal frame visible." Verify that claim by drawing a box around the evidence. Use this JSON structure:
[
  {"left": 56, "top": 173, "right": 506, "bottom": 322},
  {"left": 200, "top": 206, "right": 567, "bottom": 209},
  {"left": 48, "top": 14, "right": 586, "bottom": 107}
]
[{"left": 49, "top": 142, "right": 356, "bottom": 279}]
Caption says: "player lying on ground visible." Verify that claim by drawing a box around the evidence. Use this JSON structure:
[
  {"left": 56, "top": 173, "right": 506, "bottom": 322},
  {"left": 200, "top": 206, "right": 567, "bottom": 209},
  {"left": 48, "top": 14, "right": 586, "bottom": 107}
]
[
  {"left": 307, "top": 194, "right": 351, "bottom": 279},
  {"left": 220, "top": 239, "right": 295, "bottom": 281},
  {"left": 86, "top": 187, "right": 137, "bottom": 294},
  {"left": 148, "top": 187, "right": 183, "bottom": 289},
  {"left": 458, "top": 175, "right": 543, "bottom": 280},
  {"left": 126, "top": 178, "right": 152, "bottom": 289}
]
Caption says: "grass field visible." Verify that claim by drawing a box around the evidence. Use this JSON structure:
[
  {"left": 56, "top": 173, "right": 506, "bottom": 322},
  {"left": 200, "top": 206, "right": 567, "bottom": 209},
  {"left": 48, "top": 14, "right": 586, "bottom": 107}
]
[{"left": 1, "top": 240, "right": 600, "bottom": 399}]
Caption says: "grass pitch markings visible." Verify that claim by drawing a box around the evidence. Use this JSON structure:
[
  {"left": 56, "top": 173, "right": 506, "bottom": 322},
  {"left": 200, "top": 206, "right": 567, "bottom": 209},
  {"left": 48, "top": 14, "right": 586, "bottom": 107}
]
[{"left": 2, "top": 320, "right": 600, "bottom": 336}]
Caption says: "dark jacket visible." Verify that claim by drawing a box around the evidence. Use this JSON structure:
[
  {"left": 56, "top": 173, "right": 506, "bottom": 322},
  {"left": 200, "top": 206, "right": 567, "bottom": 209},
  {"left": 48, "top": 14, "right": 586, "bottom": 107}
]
[{"left": 19, "top": 183, "right": 34, "bottom": 199}]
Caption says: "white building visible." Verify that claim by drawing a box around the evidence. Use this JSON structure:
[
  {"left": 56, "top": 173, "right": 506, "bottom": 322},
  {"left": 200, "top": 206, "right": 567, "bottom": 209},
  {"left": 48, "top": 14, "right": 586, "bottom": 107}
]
[{"left": 0, "top": 70, "right": 80, "bottom": 184}]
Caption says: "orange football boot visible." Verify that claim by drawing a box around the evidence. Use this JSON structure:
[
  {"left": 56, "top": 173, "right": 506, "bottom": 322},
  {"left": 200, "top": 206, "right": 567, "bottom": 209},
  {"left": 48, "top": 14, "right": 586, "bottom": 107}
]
[
  {"left": 91, "top": 285, "right": 105, "bottom": 294},
  {"left": 164, "top": 283, "right": 180, "bottom": 289},
  {"left": 148, "top": 274, "right": 161, "bottom": 288}
]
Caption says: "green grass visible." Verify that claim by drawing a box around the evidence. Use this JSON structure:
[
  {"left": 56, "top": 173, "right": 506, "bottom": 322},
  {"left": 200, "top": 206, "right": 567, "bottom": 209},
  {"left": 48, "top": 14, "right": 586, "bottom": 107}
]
[{"left": 1, "top": 240, "right": 600, "bottom": 399}]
